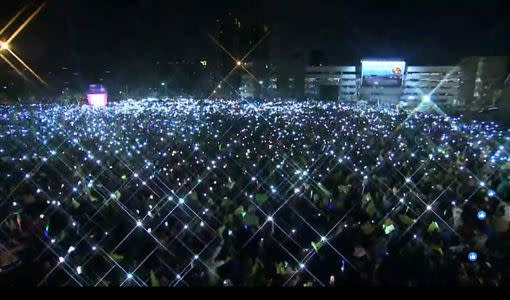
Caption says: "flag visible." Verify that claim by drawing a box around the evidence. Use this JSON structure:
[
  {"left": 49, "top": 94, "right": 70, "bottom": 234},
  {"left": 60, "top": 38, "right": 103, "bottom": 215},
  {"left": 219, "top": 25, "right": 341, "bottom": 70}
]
[{"left": 150, "top": 270, "right": 160, "bottom": 287}]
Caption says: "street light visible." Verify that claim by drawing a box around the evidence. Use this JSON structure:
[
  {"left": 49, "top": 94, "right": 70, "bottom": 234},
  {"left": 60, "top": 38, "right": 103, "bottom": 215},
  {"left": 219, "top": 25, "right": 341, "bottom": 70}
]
[
  {"left": 161, "top": 82, "right": 167, "bottom": 96},
  {"left": 0, "top": 41, "right": 9, "bottom": 51},
  {"left": 422, "top": 95, "right": 431, "bottom": 102}
]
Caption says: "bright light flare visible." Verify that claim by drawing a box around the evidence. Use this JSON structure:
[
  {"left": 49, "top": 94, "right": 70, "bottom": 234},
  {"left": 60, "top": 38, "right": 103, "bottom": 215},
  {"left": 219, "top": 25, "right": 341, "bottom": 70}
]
[
  {"left": 0, "top": 2, "right": 48, "bottom": 86},
  {"left": 0, "top": 41, "right": 9, "bottom": 51},
  {"left": 6, "top": 48, "right": 47, "bottom": 86},
  {"left": 6, "top": 1, "right": 47, "bottom": 44},
  {"left": 0, "top": 5, "right": 28, "bottom": 36},
  {"left": 0, "top": 53, "right": 28, "bottom": 81}
]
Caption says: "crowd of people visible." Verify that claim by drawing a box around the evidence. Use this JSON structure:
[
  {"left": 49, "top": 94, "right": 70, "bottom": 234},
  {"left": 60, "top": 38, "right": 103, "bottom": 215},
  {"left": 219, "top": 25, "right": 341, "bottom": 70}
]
[{"left": 1, "top": 98, "right": 509, "bottom": 287}]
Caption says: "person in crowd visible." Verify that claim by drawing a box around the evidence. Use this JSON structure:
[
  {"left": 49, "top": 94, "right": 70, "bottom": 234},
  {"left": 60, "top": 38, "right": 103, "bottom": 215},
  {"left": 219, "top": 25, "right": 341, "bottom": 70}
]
[{"left": 0, "top": 99, "right": 508, "bottom": 286}]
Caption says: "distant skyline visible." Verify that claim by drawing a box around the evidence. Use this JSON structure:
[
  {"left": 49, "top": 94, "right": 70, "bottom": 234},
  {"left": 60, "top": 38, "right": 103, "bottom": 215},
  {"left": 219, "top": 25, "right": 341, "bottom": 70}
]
[{"left": 1, "top": 0, "right": 509, "bottom": 84}]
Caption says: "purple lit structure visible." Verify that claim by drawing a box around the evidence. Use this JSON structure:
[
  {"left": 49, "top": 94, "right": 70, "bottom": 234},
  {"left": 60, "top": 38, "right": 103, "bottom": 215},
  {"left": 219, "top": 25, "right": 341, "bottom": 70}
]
[{"left": 87, "top": 84, "right": 108, "bottom": 107}]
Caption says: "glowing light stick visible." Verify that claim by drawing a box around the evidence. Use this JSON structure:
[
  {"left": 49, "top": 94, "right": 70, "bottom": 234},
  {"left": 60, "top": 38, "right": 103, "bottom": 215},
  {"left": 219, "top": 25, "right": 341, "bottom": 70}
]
[
  {"left": 44, "top": 220, "right": 49, "bottom": 237},
  {"left": 16, "top": 214, "right": 22, "bottom": 230}
]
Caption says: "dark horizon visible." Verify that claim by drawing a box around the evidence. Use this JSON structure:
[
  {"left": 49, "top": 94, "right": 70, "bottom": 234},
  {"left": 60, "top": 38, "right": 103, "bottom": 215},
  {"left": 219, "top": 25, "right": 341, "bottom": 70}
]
[
  {"left": 1, "top": 1, "right": 509, "bottom": 66},
  {"left": 0, "top": 0, "right": 509, "bottom": 94}
]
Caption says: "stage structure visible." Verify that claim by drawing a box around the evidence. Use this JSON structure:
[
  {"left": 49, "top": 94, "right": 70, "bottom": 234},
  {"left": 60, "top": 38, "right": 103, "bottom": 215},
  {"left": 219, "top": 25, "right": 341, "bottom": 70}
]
[{"left": 87, "top": 84, "right": 108, "bottom": 107}]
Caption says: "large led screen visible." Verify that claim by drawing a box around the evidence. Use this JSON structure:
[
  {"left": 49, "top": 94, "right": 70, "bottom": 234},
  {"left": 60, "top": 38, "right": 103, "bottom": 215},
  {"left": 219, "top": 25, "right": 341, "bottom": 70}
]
[{"left": 361, "top": 60, "right": 405, "bottom": 87}]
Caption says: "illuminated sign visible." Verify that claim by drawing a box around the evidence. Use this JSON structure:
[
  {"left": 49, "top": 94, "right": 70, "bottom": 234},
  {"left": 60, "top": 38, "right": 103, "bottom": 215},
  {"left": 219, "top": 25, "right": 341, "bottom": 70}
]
[
  {"left": 361, "top": 60, "right": 406, "bottom": 87},
  {"left": 87, "top": 84, "right": 107, "bottom": 107},
  {"left": 87, "top": 94, "right": 107, "bottom": 107}
]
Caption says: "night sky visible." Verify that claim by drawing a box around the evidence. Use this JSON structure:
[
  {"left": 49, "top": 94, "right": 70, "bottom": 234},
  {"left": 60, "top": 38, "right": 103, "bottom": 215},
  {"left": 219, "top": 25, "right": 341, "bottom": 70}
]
[{"left": 1, "top": 0, "right": 509, "bottom": 78}]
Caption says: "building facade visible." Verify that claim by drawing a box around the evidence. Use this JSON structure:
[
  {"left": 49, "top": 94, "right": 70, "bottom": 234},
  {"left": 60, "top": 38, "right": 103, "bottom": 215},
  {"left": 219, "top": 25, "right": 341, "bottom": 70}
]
[
  {"left": 402, "top": 66, "right": 462, "bottom": 108},
  {"left": 214, "top": 13, "right": 270, "bottom": 98},
  {"left": 305, "top": 66, "right": 358, "bottom": 101},
  {"left": 304, "top": 57, "right": 508, "bottom": 109},
  {"left": 459, "top": 56, "right": 508, "bottom": 107}
]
